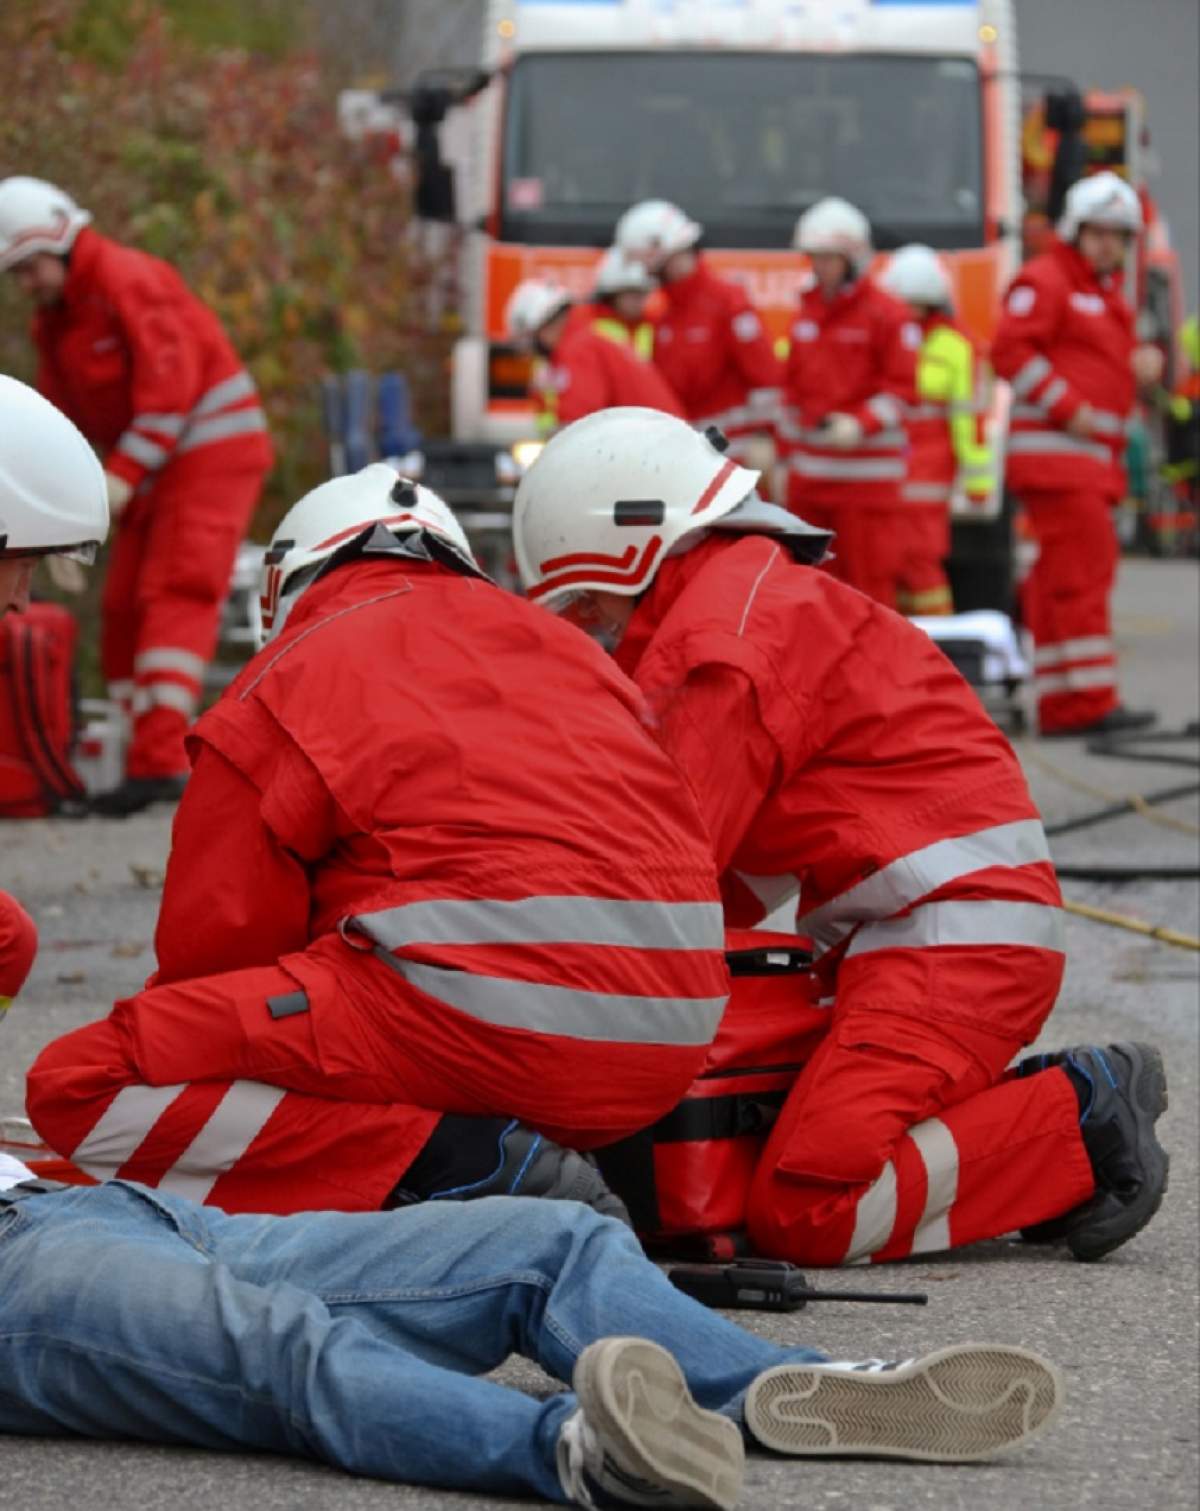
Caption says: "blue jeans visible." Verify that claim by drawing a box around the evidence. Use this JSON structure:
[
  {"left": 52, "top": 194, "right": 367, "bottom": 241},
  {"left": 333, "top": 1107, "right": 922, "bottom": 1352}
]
[{"left": 0, "top": 1184, "right": 824, "bottom": 1501}]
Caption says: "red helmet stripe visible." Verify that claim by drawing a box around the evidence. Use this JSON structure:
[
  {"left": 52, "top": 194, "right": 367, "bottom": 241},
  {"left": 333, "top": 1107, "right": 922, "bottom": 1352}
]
[
  {"left": 690, "top": 458, "right": 736, "bottom": 515},
  {"left": 530, "top": 535, "right": 663, "bottom": 600},
  {"left": 311, "top": 512, "right": 420, "bottom": 552}
]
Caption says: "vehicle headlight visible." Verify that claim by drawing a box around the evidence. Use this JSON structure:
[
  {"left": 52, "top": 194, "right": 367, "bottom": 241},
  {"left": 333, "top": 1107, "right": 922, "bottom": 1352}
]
[{"left": 511, "top": 439, "right": 545, "bottom": 473}]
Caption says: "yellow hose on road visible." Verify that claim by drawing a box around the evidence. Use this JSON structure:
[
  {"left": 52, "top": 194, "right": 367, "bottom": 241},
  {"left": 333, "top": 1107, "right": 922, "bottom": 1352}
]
[{"left": 1063, "top": 897, "right": 1200, "bottom": 952}]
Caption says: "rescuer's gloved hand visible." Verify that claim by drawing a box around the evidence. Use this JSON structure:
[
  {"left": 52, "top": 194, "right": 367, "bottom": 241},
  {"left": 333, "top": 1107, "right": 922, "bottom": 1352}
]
[
  {"left": 385, "top": 1114, "right": 634, "bottom": 1226},
  {"left": 104, "top": 471, "right": 133, "bottom": 517},
  {"left": 1131, "top": 343, "right": 1165, "bottom": 389},
  {"left": 822, "top": 412, "right": 863, "bottom": 449},
  {"left": 1065, "top": 404, "right": 1100, "bottom": 439}
]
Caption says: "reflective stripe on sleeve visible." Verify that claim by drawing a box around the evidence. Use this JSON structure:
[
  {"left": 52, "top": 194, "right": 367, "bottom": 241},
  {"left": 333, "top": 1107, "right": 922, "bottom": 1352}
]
[
  {"left": 177, "top": 408, "right": 269, "bottom": 454},
  {"left": 134, "top": 647, "right": 207, "bottom": 681},
  {"left": 133, "top": 682, "right": 199, "bottom": 717},
  {"left": 845, "top": 1160, "right": 898, "bottom": 1262},
  {"left": 866, "top": 393, "right": 902, "bottom": 428},
  {"left": 374, "top": 950, "right": 727, "bottom": 1046},
  {"left": 192, "top": 370, "right": 258, "bottom": 417},
  {"left": 907, "top": 1117, "right": 959, "bottom": 1256},
  {"left": 1038, "top": 376, "right": 1068, "bottom": 410},
  {"left": 1006, "top": 431, "right": 1112, "bottom": 465},
  {"left": 355, "top": 895, "right": 724, "bottom": 954},
  {"left": 799, "top": 818, "right": 1052, "bottom": 956},
  {"left": 156, "top": 1083, "right": 287, "bottom": 1203},
  {"left": 1033, "top": 636, "right": 1113, "bottom": 667},
  {"left": 903, "top": 481, "right": 952, "bottom": 503},
  {"left": 132, "top": 412, "right": 187, "bottom": 438},
  {"left": 844, "top": 900, "right": 1066, "bottom": 959},
  {"left": 1009, "top": 354, "right": 1052, "bottom": 397},
  {"left": 116, "top": 431, "right": 170, "bottom": 469},
  {"left": 788, "top": 453, "right": 905, "bottom": 481}
]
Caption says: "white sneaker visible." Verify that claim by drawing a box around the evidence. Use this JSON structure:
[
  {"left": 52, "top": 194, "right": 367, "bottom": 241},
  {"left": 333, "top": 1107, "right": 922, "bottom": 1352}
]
[
  {"left": 557, "top": 1337, "right": 744, "bottom": 1509},
  {"left": 745, "top": 1343, "right": 1063, "bottom": 1463}
]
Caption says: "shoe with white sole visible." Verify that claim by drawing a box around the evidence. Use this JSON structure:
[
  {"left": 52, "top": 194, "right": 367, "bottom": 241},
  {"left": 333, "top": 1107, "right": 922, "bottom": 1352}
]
[
  {"left": 745, "top": 1343, "right": 1063, "bottom": 1463},
  {"left": 558, "top": 1337, "right": 745, "bottom": 1508}
]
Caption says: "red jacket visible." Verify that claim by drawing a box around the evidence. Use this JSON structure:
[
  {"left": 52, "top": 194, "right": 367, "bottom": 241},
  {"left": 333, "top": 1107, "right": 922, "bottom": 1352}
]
[
  {"left": 615, "top": 535, "right": 1063, "bottom": 1010},
  {"left": 540, "top": 304, "right": 683, "bottom": 426},
  {"left": 781, "top": 277, "right": 919, "bottom": 507},
  {"left": 152, "top": 555, "right": 729, "bottom": 1132},
  {"left": 652, "top": 260, "right": 782, "bottom": 435},
  {"left": 992, "top": 237, "right": 1134, "bottom": 498},
  {"left": 33, "top": 227, "right": 272, "bottom": 491},
  {"left": 0, "top": 891, "right": 37, "bottom": 1002}
]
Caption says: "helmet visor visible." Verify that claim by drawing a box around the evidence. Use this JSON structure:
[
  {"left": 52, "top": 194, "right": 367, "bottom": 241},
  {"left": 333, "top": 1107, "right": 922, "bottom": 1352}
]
[{"left": 0, "top": 540, "right": 99, "bottom": 565}]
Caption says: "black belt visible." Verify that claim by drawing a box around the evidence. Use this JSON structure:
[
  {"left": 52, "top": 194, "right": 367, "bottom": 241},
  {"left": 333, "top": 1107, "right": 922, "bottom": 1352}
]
[{"left": 0, "top": 1178, "right": 73, "bottom": 1207}]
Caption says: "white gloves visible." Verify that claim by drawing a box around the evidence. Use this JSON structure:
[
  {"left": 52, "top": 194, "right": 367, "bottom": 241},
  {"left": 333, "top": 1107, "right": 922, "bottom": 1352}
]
[
  {"left": 822, "top": 412, "right": 864, "bottom": 449},
  {"left": 104, "top": 471, "right": 133, "bottom": 517},
  {"left": 44, "top": 555, "right": 87, "bottom": 594}
]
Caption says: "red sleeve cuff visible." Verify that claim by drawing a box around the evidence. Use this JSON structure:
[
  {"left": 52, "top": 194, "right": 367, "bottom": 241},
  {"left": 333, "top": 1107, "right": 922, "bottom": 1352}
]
[{"left": 104, "top": 450, "right": 148, "bottom": 491}]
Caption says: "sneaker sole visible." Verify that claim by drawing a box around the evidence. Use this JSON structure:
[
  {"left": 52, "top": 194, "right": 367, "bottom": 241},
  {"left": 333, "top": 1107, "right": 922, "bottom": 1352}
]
[
  {"left": 573, "top": 1337, "right": 744, "bottom": 1510},
  {"left": 745, "top": 1343, "right": 1063, "bottom": 1463},
  {"left": 1068, "top": 1041, "right": 1170, "bottom": 1263}
]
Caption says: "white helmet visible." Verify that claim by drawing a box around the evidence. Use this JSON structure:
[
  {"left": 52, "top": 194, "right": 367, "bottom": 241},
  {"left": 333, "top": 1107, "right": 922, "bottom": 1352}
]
[
  {"left": 793, "top": 197, "right": 872, "bottom": 273},
  {"left": 255, "top": 463, "right": 478, "bottom": 646},
  {"left": 1058, "top": 171, "right": 1143, "bottom": 241},
  {"left": 613, "top": 199, "right": 702, "bottom": 272},
  {"left": 881, "top": 244, "right": 952, "bottom": 308},
  {"left": 0, "top": 176, "right": 92, "bottom": 272},
  {"left": 514, "top": 408, "right": 830, "bottom": 610},
  {"left": 505, "top": 278, "right": 573, "bottom": 343},
  {"left": 0, "top": 376, "right": 108, "bottom": 561},
  {"left": 591, "top": 246, "right": 656, "bottom": 299}
]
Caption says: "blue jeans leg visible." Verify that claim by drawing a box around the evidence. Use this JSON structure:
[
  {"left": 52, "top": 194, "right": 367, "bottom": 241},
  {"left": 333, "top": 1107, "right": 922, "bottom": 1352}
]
[
  {"left": 0, "top": 1185, "right": 570, "bottom": 1500},
  {"left": 188, "top": 1193, "right": 828, "bottom": 1416}
]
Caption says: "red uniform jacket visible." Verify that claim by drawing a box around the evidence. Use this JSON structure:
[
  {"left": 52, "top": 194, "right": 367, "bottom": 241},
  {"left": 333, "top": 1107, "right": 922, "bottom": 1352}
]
[
  {"left": 781, "top": 277, "right": 919, "bottom": 508},
  {"left": 0, "top": 891, "right": 37, "bottom": 1002},
  {"left": 992, "top": 237, "right": 1135, "bottom": 498},
  {"left": 614, "top": 535, "right": 1063, "bottom": 1022},
  {"left": 33, "top": 227, "right": 272, "bottom": 491},
  {"left": 542, "top": 304, "right": 683, "bottom": 425},
  {"left": 152, "top": 556, "right": 729, "bottom": 1128},
  {"left": 652, "top": 260, "right": 782, "bottom": 435}
]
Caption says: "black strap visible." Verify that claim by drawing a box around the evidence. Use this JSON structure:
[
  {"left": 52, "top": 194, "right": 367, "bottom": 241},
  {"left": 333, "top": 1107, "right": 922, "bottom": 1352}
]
[
  {"left": 725, "top": 945, "right": 812, "bottom": 976},
  {"left": 652, "top": 1089, "right": 786, "bottom": 1145}
]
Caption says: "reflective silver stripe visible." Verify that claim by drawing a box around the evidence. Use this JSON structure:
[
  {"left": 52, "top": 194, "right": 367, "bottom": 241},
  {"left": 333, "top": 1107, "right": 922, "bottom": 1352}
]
[
  {"left": 1034, "top": 636, "right": 1113, "bottom": 667},
  {"left": 845, "top": 900, "right": 1066, "bottom": 959},
  {"left": 946, "top": 399, "right": 979, "bottom": 418},
  {"left": 1013, "top": 402, "right": 1125, "bottom": 435},
  {"left": 107, "top": 678, "right": 134, "bottom": 700},
  {"left": 157, "top": 1082, "right": 286, "bottom": 1203},
  {"left": 192, "top": 370, "right": 258, "bottom": 418},
  {"left": 134, "top": 646, "right": 207, "bottom": 681},
  {"left": 799, "top": 819, "right": 1051, "bottom": 957},
  {"left": 376, "top": 952, "right": 726, "bottom": 1047},
  {"left": 132, "top": 411, "right": 187, "bottom": 437},
  {"left": 907, "top": 1117, "right": 958, "bottom": 1256},
  {"left": 177, "top": 408, "right": 268, "bottom": 453},
  {"left": 73, "top": 1083, "right": 183, "bottom": 1173},
  {"left": 866, "top": 393, "right": 902, "bottom": 428},
  {"left": 908, "top": 402, "right": 944, "bottom": 421},
  {"left": 1088, "top": 408, "right": 1130, "bottom": 437},
  {"left": 787, "top": 427, "right": 905, "bottom": 450},
  {"left": 788, "top": 453, "right": 904, "bottom": 480},
  {"left": 903, "top": 482, "right": 952, "bottom": 503},
  {"left": 1006, "top": 430, "right": 1111, "bottom": 464},
  {"left": 1036, "top": 665, "right": 1117, "bottom": 694},
  {"left": 116, "top": 431, "right": 170, "bottom": 469},
  {"left": 845, "top": 1160, "right": 898, "bottom": 1262},
  {"left": 1009, "top": 354, "right": 1052, "bottom": 397},
  {"left": 692, "top": 405, "right": 757, "bottom": 431},
  {"left": 733, "top": 871, "right": 800, "bottom": 916},
  {"left": 1039, "top": 377, "right": 1068, "bottom": 410},
  {"left": 133, "top": 681, "right": 198, "bottom": 717},
  {"left": 356, "top": 895, "right": 723, "bottom": 954}
]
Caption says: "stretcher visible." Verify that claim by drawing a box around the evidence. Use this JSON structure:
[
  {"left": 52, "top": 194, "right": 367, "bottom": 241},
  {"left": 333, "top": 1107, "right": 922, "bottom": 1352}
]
[{"left": 910, "top": 608, "right": 1031, "bottom": 734}]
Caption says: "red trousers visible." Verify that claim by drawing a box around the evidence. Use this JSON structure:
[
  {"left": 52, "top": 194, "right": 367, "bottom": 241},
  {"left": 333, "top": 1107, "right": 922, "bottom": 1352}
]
[
  {"left": 0, "top": 891, "right": 37, "bottom": 1004},
  {"left": 787, "top": 484, "right": 908, "bottom": 610},
  {"left": 102, "top": 454, "right": 266, "bottom": 778},
  {"left": 745, "top": 939, "right": 1093, "bottom": 1266},
  {"left": 1020, "top": 489, "right": 1120, "bottom": 733},
  {"left": 26, "top": 931, "right": 713, "bottom": 1214},
  {"left": 895, "top": 501, "right": 953, "bottom": 616}
]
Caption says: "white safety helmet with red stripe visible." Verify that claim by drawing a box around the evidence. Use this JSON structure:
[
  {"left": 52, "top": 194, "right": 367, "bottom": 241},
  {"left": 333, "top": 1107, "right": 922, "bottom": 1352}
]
[
  {"left": 513, "top": 408, "right": 831, "bottom": 611},
  {"left": 881, "top": 244, "right": 952, "bottom": 309},
  {"left": 591, "top": 245, "right": 657, "bottom": 299},
  {"left": 1058, "top": 171, "right": 1143, "bottom": 241},
  {"left": 613, "top": 199, "right": 703, "bottom": 273},
  {"left": 505, "top": 278, "right": 574, "bottom": 344},
  {"left": 0, "top": 177, "right": 91, "bottom": 272},
  {"left": 793, "top": 196, "right": 872, "bottom": 274},
  {"left": 254, "top": 463, "right": 477, "bottom": 646}
]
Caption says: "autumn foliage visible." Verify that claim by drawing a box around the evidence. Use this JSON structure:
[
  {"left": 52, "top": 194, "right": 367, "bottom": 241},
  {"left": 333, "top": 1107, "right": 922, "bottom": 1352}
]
[{"left": 0, "top": 0, "right": 456, "bottom": 538}]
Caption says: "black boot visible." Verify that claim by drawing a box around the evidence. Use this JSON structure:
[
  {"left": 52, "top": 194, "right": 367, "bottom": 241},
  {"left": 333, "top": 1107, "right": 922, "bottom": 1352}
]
[
  {"left": 90, "top": 774, "right": 188, "bottom": 817},
  {"left": 385, "top": 1115, "right": 632, "bottom": 1226},
  {"left": 1016, "top": 1043, "right": 1169, "bottom": 1260}
]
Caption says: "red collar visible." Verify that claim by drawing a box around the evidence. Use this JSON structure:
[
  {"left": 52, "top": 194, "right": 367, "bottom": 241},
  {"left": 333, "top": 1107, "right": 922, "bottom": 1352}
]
[{"left": 614, "top": 535, "right": 731, "bottom": 676}]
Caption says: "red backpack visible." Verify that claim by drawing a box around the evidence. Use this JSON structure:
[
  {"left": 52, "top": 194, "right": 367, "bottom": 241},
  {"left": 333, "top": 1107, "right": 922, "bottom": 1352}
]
[{"left": 0, "top": 602, "right": 86, "bottom": 817}]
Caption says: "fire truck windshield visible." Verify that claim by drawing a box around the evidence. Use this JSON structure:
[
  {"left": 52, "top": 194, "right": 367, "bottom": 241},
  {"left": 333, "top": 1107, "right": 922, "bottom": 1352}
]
[{"left": 500, "top": 51, "right": 984, "bottom": 249}]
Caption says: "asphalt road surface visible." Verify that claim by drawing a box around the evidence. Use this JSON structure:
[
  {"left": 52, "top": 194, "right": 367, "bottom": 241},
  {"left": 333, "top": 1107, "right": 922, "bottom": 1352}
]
[{"left": 1, "top": 556, "right": 1197, "bottom": 1511}]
